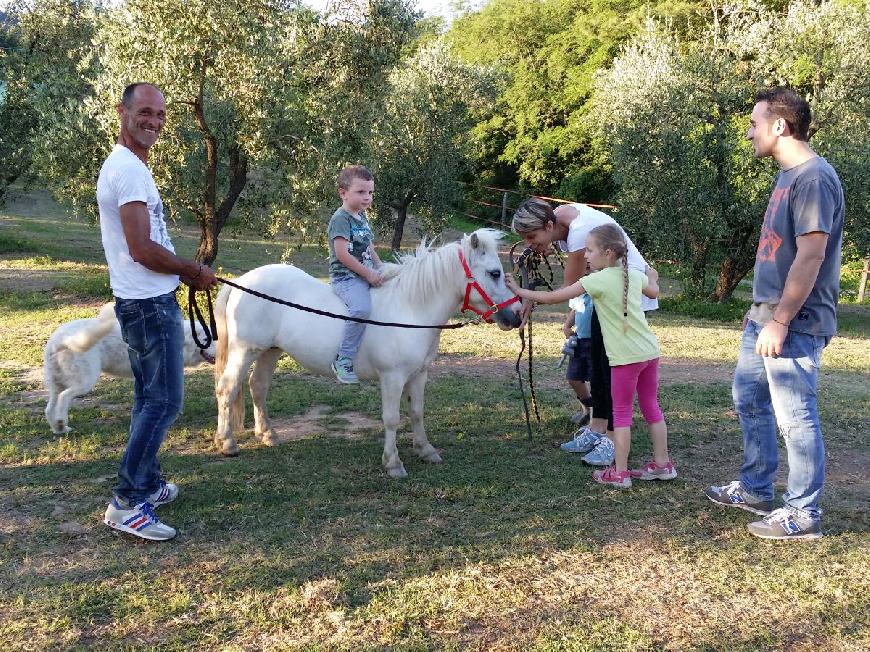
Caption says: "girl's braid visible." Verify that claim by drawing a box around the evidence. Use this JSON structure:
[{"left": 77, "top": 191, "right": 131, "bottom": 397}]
[
  {"left": 621, "top": 252, "right": 629, "bottom": 333},
  {"left": 588, "top": 223, "right": 630, "bottom": 333}
]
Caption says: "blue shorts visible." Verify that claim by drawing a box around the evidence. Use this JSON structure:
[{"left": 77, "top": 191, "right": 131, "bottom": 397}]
[{"left": 566, "top": 337, "right": 592, "bottom": 382}]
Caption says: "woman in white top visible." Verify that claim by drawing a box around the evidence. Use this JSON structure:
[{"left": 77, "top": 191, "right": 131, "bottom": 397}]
[{"left": 511, "top": 197, "right": 657, "bottom": 465}]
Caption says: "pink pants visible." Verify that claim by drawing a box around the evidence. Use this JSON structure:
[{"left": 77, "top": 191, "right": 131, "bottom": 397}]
[{"left": 610, "top": 358, "right": 664, "bottom": 428}]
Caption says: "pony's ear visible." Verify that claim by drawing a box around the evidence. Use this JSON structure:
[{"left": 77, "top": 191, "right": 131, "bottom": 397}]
[{"left": 470, "top": 232, "right": 480, "bottom": 249}]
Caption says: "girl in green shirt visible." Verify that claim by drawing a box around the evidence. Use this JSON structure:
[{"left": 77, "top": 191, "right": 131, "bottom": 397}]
[{"left": 507, "top": 224, "right": 675, "bottom": 488}]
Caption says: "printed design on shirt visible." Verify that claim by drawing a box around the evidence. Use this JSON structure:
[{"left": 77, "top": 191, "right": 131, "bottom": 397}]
[
  {"left": 756, "top": 187, "right": 787, "bottom": 263},
  {"left": 150, "top": 197, "right": 172, "bottom": 249},
  {"left": 350, "top": 220, "right": 373, "bottom": 265}
]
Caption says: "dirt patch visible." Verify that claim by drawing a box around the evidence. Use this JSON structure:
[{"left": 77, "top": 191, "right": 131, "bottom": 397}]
[
  {"left": 0, "top": 268, "right": 66, "bottom": 292},
  {"left": 266, "top": 404, "right": 383, "bottom": 442},
  {"left": 0, "top": 360, "right": 44, "bottom": 388},
  {"left": 429, "top": 353, "right": 733, "bottom": 387}
]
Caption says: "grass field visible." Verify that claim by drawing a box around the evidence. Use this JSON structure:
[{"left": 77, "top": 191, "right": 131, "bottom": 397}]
[{"left": 1, "top": 191, "right": 868, "bottom": 651}]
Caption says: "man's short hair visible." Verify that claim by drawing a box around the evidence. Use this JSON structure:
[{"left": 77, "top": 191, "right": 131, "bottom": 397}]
[
  {"left": 756, "top": 87, "right": 812, "bottom": 141},
  {"left": 338, "top": 165, "right": 374, "bottom": 190},
  {"left": 121, "top": 83, "right": 161, "bottom": 107}
]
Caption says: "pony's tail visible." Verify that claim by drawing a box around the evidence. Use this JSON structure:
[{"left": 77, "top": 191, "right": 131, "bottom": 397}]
[
  {"left": 62, "top": 303, "right": 117, "bottom": 353},
  {"left": 214, "top": 285, "right": 230, "bottom": 381},
  {"left": 213, "top": 284, "right": 245, "bottom": 434}
]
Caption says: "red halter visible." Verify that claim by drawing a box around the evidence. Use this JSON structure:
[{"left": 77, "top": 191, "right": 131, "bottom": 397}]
[{"left": 458, "top": 249, "right": 520, "bottom": 323}]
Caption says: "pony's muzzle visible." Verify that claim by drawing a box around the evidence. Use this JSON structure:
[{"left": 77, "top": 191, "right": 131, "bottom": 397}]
[{"left": 494, "top": 304, "right": 523, "bottom": 330}]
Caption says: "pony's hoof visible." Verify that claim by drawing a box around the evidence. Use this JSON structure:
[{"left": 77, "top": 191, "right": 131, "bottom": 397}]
[
  {"left": 220, "top": 441, "right": 239, "bottom": 457},
  {"left": 415, "top": 443, "right": 442, "bottom": 464},
  {"left": 386, "top": 464, "right": 408, "bottom": 479},
  {"left": 261, "top": 432, "right": 279, "bottom": 446},
  {"left": 52, "top": 425, "right": 72, "bottom": 435}
]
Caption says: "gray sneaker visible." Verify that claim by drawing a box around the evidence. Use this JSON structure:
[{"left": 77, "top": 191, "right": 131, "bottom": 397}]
[
  {"left": 747, "top": 508, "right": 823, "bottom": 540},
  {"left": 582, "top": 435, "right": 615, "bottom": 466},
  {"left": 104, "top": 499, "right": 176, "bottom": 541},
  {"left": 331, "top": 356, "right": 359, "bottom": 384},
  {"left": 560, "top": 427, "right": 602, "bottom": 453},
  {"left": 147, "top": 480, "right": 178, "bottom": 507},
  {"left": 703, "top": 480, "right": 773, "bottom": 516}
]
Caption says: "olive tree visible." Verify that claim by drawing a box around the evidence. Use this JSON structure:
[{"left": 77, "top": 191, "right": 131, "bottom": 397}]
[
  {"left": 593, "top": 1, "right": 870, "bottom": 301},
  {"left": 23, "top": 0, "right": 419, "bottom": 266},
  {"left": 0, "top": 0, "right": 97, "bottom": 204},
  {"left": 369, "top": 40, "right": 499, "bottom": 250}
]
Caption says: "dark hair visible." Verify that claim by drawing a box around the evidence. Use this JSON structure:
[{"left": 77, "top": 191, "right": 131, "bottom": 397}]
[
  {"left": 755, "top": 87, "right": 812, "bottom": 141},
  {"left": 338, "top": 165, "right": 374, "bottom": 189},
  {"left": 121, "top": 82, "right": 161, "bottom": 107},
  {"left": 511, "top": 197, "right": 556, "bottom": 234}
]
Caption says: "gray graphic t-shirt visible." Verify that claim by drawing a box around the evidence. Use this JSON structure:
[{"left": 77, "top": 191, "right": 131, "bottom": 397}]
[
  {"left": 328, "top": 207, "right": 374, "bottom": 279},
  {"left": 751, "top": 156, "right": 844, "bottom": 336}
]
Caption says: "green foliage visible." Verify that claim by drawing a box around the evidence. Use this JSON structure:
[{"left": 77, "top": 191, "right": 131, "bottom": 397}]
[
  {"left": 447, "top": 0, "right": 707, "bottom": 198},
  {"left": 370, "top": 39, "right": 499, "bottom": 247},
  {"left": 11, "top": 0, "right": 420, "bottom": 265},
  {"left": 0, "top": 0, "right": 98, "bottom": 204},
  {"left": 593, "top": 1, "right": 870, "bottom": 301}
]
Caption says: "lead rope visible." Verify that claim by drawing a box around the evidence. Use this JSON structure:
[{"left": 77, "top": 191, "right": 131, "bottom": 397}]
[
  {"left": 509, "top": 244, "right": 564, "bottom": 440},
  {"left": 187, "top": 273, "right": 488, "bottom": 352}
]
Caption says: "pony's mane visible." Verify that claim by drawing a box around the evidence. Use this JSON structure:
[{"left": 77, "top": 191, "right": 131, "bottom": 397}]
[{"left": 377, "top": 228, "right": 504, "bottom": 304}]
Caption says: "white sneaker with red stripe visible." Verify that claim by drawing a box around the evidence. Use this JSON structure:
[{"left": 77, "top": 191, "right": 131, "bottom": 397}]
[
  {"left": 592, "top": 466, "right": 633, "bottom": 488},
  {"left": 104, "top": 499, "right": 176, "bottom": 541},
  {"left": 148, "top": 480, "right": 179, "bottom": 506},
  {"left": 630, "top": 459, "right": 677, "bottom": 480}
]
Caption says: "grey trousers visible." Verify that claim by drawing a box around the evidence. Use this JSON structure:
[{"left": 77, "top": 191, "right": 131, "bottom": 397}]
[{"left": 331, "top": 274, "right": 371, "bottom": 360}]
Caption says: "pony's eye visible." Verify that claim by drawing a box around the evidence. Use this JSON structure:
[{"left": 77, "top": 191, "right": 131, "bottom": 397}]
[{"left": 488, "top": 270, "right": 501, "bottom": 281}]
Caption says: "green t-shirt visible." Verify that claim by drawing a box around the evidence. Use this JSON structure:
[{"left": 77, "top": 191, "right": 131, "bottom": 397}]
[
  {"left": 581, "top": 266, "right": 659, "bottom": 366},
  {"left": 327, "top": 207, "right": 374, "bottom": 278}
]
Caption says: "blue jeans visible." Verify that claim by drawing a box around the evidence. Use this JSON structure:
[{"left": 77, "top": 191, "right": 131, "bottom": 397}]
[
  {"left": 331, "top": 274, "right": 371, "bottom": 360},
  {"left": 733, "top": 320, "right": 829, "bottom": 520},
  {"left": 113, "top": 292, "right": 184, "bottom": 505}
]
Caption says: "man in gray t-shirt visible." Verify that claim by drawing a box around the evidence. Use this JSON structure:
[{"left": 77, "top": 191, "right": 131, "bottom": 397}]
[
  {"left": 704, "top": 88, "right": 844, "bottom": 540},
  {"left": 750, "top": 156, "right": 844, "bottom": 335}
]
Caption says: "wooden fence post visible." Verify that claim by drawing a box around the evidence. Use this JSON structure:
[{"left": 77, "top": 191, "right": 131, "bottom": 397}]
[{"left": 501, "top": 191, "right": 509, "bottom": 226}]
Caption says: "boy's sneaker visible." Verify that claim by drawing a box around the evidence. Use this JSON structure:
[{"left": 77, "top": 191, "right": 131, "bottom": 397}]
[
  {"left": 747, "top": 508, "right": 823, "bottom": 540},
  {"left": 582, "top": 435, "right": 615, "bottom": 466},
  {"left": 703, "top": 480, "right": 773, "bottom": 516},
  {"left": 331, "top": 356, "right": 359, "bottom": 384},
  {"left": 630, "top": 459, "right": 677, "bottom": 481},
  {"left": 148, "top": 480, "right": 178, "bottom": 507},
  {"left": 104, "top": 499, "right": 176, "bottom": 541},
  {"left": 592, "top": 466, "right": 632, "bottom": 488},
  {"left": 569, "top": 410, "right": 590, "bottom": 426},
  {"left": 560, "top": 427, "right": 602, "bottom": 453}
]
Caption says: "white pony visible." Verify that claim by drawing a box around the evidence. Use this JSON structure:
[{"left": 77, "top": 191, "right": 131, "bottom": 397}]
[
  {"left": 213, "top": 228, "right": 522, "bottom": 477},
  {"left": 44, "top": 302, "right": 215, "bottom": 435}
]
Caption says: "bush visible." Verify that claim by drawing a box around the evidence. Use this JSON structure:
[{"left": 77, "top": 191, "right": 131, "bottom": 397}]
[{"left": 658, "top": 295, "right": 749, "bottom": 322}]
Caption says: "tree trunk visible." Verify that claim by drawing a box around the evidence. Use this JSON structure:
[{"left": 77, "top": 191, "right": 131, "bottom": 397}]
[
  {"left": 390, "top": 192, "right": 414, "bottom": 252},
  {"left": 710, "top": 256, "right": 750, "bottom": 303},
  {"left": 187, "top": 57, "right": 248, "bottom": 267},
  {"left": 190, "top": 59, "right": 218, "bottom": 265}
]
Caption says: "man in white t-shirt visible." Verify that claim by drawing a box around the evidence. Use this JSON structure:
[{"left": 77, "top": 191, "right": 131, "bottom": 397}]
[{"left": 99, "top": 82, "right": 217, "bottom": 542}]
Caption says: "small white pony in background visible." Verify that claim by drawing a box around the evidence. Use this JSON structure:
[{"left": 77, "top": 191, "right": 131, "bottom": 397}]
[
  {"left": 213, "top": 228, "right": 522, "bottom": 477},
  {"left": 43, "top": 302, "right": 215, "bottom": 435}
]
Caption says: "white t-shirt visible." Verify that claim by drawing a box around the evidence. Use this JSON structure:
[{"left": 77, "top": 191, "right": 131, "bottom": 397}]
[
  {"left": 97, "top": 145, "right": 179, "bottom": 299},
  {"left": 556, "top": 203, "right": 658, "bottom": 311}
]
